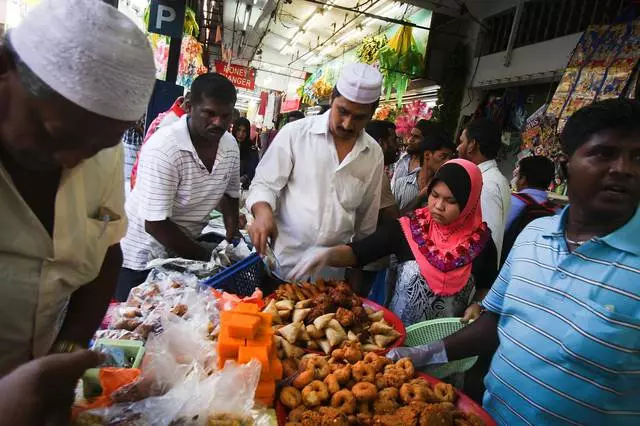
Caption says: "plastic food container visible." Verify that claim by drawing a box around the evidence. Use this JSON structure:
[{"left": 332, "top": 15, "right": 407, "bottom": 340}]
[{"left": 82, "top": 339, "right": 145, "bottom": 398}]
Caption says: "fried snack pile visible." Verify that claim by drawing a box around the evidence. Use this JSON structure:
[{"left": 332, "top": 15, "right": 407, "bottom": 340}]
[
  {"left": 265, "top": 281, "right": 401, "bottom": 356},
  {"left": 278, "top": 348, "right": 485, "bottom": 426}
]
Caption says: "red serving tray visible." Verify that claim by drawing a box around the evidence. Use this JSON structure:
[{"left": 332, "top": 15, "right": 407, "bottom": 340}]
[
  {"left": 301, "top": 299, "right": 406, "bottom": 356},
  {"left": 275, "top": 372, "right": 496, "bottom": 426}
]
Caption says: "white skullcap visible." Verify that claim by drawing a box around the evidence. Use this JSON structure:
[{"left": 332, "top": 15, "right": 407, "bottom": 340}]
[
  {"left": 9, "top": 0, "right": 156, "bottom": 121},
  {"left": 336, "top": 63, "right": 383, "bottom": 105}
]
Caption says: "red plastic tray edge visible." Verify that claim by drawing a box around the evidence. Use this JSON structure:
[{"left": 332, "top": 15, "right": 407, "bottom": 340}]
[{"left": 275, "top": 372, "right": 496, "bottom": 426}]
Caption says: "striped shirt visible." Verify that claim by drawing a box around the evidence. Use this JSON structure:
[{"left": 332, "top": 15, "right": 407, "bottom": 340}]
[
  {"left": 392, "top": 170, "right": 419, "bottom": 210},
  {"left": 482, "top": 206, "right": 640, "bottom": 426},
  {"left": 121, "top": 115, "right": 240, "bottom": 270}
]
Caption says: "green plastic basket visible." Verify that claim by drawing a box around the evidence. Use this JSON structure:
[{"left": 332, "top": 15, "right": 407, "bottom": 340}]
[{"left": 405, "top": 318, "right": 478, "bottom": 379}]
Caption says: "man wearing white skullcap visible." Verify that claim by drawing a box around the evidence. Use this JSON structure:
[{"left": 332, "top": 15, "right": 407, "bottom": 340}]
[
  {"left": 0, "top": 0, "right": 155, "bottom": 376},
  {"left": 247, "top": 63, "right": 384, "bottom": 281}
]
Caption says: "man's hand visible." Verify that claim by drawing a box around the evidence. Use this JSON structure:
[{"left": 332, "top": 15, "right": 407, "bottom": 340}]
[
  {"left": 0, "top": 351, "right": 100, "bottom": 426},
  {"left": 461, "top": 303, "right": 483, "bottom": 324},
  {"left": 248, "top": 202, "right": 277, "bottom": 255}
]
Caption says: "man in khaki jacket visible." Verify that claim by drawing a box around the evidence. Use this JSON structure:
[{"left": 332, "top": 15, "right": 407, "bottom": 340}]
[{"left": 0, "top": 0, "right": 155, "bottom": 375}]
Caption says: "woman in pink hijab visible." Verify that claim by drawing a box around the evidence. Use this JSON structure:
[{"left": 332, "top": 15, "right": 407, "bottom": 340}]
[{"left": 289, "top": 159, "right": 498, "bottom": 326}]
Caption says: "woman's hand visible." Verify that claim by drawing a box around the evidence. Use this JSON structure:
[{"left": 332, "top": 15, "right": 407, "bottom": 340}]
[
  {"left": 288, "top": 247, "right": 333, "bottom": 281},
  {"left": 461, "top": 303, "right": 483, "bottom": 324}
]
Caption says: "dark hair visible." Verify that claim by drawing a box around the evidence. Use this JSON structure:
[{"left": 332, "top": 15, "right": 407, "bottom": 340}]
[
  {"left": 561, "top": 98, "right": 640, "bottom": 157},
  {"left": 288, "top": 110, "right": 305, "bottom": 120},
  {"left": 331, "top": 86, "right": 380, "bottom": 112},
  {"left": 190, "top": 73, "right": 237, "bottom": 105},
  {"left": 232, "top": 117, "right": 251, "bottom": 142},
  {"left": 365, "top": 120, "right": 396, "bottom": 143},
  {"left": 464, "top": 118, "right": 501, "bottom": 159},
  {"left": 417, "top": 121, "right": 456, "bottom": 154},
  {"left": 518, "top": 155, "right": 555, "bottom": 190}
]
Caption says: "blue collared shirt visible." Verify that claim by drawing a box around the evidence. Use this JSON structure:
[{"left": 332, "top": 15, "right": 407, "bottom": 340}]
[{"left": 482, "top": 206, "right": 640, "bottom": 426}]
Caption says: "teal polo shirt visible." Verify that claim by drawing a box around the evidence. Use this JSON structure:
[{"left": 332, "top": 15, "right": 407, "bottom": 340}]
[{"left": 482, "top": 206, "right": 640, "bottom": 425}]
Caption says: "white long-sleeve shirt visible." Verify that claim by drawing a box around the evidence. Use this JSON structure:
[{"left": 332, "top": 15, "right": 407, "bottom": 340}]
[
  {"left": 246, "top": 112, "right": 384, "bottom": 278},
  {"left": 478, "top": 159, "right": 511, "bottom": 265}
]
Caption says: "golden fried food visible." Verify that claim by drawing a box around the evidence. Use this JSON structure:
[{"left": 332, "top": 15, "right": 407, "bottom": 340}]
[
  {"left": 419, "top": 409, "right": 454, "bottom": 426},
  {"left": 300, "top": 410, "right": 323, "bottom": 426},
  {"left": 289, "top": 407, "right": 307, "bottom": 422},
  {"left": 399, "top": 383, "right": 429, "bottom": 404},
  {"left": 356, "top": 413, "right": 374, "bottom": 426},
  {"left": 373, "top": 388, "right": 400, "bottom": 414},
  {"left": 318, "top": 406, "right": 349, "bottom": 426},
  {"left": 394, "top": 406, "right": 420, "bottom": 426},
  {"left": 352, "top": 361, "right": 376, "bottom": 383},
  {"left": 336, "top": 307, "right": 356, "bottom": 327},
  {"left": 334, "top": 364, "right": 352, "bottom": 385},
  {"left": 395, "top": 358, "right": 416, "bottom": 378},
  {"left": 293, "top": 370, "right": 315, "bottom": 390},
  {"left": 376, "top": 368, "right": 406, "bottom": 389},
  {"left": 283, "top": 358, "right": 300, "bottom": 378},
  {"left": 281, "top": 386, "right": 303, "bottom": 409},
  {"left": 330, "top": 389, "right": 357, "bottom": 415},
  {"left": 363, "top": 353, "right": 389, "bottom": 373},
  {"left": 302, "top": 380, "right": 330, "bottom": 407},
  {"left": 352, "top": 382, "right": 378, "bottom": 402},
  {"left": 433, "top": 383, "right": 457, "bottom": 404},
  {"left": 306, "top": 356, "right": 331, "bottom": 380},
  {"left": 358, "top": 401, "right": 373, "bottom": 415},
  {"left": 342, "top": 341, "right": 364, "bottom": 364},
  {"left": 325, "top": 374, "right": 341, "bottom": 395}
]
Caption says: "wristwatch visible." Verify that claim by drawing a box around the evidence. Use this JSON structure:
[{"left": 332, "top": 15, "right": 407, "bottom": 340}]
[{"left": 51, "top": 340, "right": 86, "bottom": 354}]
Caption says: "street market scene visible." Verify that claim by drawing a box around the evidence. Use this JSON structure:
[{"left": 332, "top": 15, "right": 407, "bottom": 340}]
[{"left": 0, "top": 0, "right": 638, "bottom": 425}]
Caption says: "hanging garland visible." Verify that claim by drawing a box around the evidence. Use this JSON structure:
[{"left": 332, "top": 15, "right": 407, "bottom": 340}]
[
  {"left": 377, "top": 26, "right": 424, "bottom": 106},
  {"left": 356, "top": 34, "right": 388, "bottom": 64},
  {"left": 394, "top": 100, "right": 432, "bottom": 138}
]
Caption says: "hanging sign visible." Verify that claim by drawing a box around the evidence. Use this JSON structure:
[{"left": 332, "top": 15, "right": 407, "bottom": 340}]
[
  {"left": 281, "top": 97, "right": 301, "bottom": 113},
  {"left": 214, "top": 61, "right": 256, "bottom": 91},
  {"left": 148, "top": 0, "right": 186, "bottom": 38}
]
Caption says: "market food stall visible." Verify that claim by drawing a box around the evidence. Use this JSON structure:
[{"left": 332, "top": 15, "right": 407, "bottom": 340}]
[{"left": 74, "top": 252, "right": 496, "bottom": 426}]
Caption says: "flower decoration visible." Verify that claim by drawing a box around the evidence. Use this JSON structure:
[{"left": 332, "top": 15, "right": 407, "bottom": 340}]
[{"left": 394, "top": 100, "right": 432, "bottom": 138}]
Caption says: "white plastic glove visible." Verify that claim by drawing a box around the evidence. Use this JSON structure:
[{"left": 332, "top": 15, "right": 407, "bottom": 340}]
[
  {"left": 386, "top": 341, "right": 448, "bottom": 368},
  {"left": 287, "top": 247, "right": 333, "bottom": 281}
]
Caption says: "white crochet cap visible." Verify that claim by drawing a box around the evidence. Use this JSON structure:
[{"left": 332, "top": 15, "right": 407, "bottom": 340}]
[
  {"left": 336, "top": 63, "right": 383, "bottom": 105},
  {"left": 9, "top": 0, "right": 156, "bottom": 121}
]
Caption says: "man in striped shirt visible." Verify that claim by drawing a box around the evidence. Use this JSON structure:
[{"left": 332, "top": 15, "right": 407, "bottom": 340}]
[
  {"left": 389, "top": 99, "right": 640, "bottom": 425},
  {"left": 117, "top": 73, "right": 241, "bottom": 301}
]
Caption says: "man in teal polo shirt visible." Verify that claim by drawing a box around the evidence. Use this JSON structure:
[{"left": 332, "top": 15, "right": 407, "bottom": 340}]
[{"left": 389, "top": 98, "right": 640, "bottom": 425}]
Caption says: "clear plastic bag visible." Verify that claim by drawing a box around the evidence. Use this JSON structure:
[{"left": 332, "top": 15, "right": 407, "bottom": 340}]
[{"left": 74, "top": 361, "right": 266, "bottom": 426}]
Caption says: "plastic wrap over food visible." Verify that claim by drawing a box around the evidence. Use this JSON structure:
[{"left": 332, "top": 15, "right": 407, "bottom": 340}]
[{"left": 74, "top": 360, "right": 269, "bottom": 426}]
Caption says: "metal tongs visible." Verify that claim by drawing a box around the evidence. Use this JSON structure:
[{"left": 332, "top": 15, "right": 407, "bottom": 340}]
[{"left": 263, "top": 240, "right": 284, "bottom": 280}]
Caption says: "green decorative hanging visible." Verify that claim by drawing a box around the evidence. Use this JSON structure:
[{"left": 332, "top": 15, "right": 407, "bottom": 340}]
[{"left": 377, "top": 26, "right": 424, "bottom": 106}]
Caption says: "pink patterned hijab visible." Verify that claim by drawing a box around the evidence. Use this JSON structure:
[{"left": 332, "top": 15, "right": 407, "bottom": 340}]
[{"left": 399, "top": 159, "right": 491, "bottom": 296}]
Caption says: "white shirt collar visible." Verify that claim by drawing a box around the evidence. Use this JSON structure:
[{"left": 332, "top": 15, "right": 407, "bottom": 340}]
[
  {"left": 309, "top": 110, "right": 370, "bottom": 158},
  {"left": 478, "top": 159, "right": 498, "bottom": 173}
]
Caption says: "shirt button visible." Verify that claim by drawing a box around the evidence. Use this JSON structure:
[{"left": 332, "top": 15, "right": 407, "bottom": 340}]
[{"left": 559, "top": 273, "right": 567, "bottom": 279}]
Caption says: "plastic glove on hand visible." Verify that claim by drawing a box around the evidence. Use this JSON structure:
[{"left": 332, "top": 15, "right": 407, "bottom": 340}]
[
  {"left": 287, "top": 247, "right": 333, "bottom": 281},
  {"left": 386, "top": 341, "right": 448, "bottom": 368}
]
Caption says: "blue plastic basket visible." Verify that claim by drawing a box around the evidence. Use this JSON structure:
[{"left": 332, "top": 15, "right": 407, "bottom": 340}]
[{"left": 200, "top": 253, "right": 267, "bottom": 297}]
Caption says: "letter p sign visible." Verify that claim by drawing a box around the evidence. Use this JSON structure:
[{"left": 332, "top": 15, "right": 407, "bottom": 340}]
[{"left": 148, "top": 0, "right": 186, "bottom": 38}]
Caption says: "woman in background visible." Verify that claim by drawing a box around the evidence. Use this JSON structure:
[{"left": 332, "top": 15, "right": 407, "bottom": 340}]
[
  {"left": 233, "top": 117, "right": 260, "bottom": 190},
  {"left": 289, "top": 159, "right": 498, "bottom": 326}
]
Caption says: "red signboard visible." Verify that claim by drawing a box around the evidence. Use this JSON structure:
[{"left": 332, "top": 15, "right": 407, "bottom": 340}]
[
  {"left": 281, "top": 97, "right": 301, "bottom": 113},
  {"left": 214, "top": 61, "right": 256, "bottom": 91}
]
